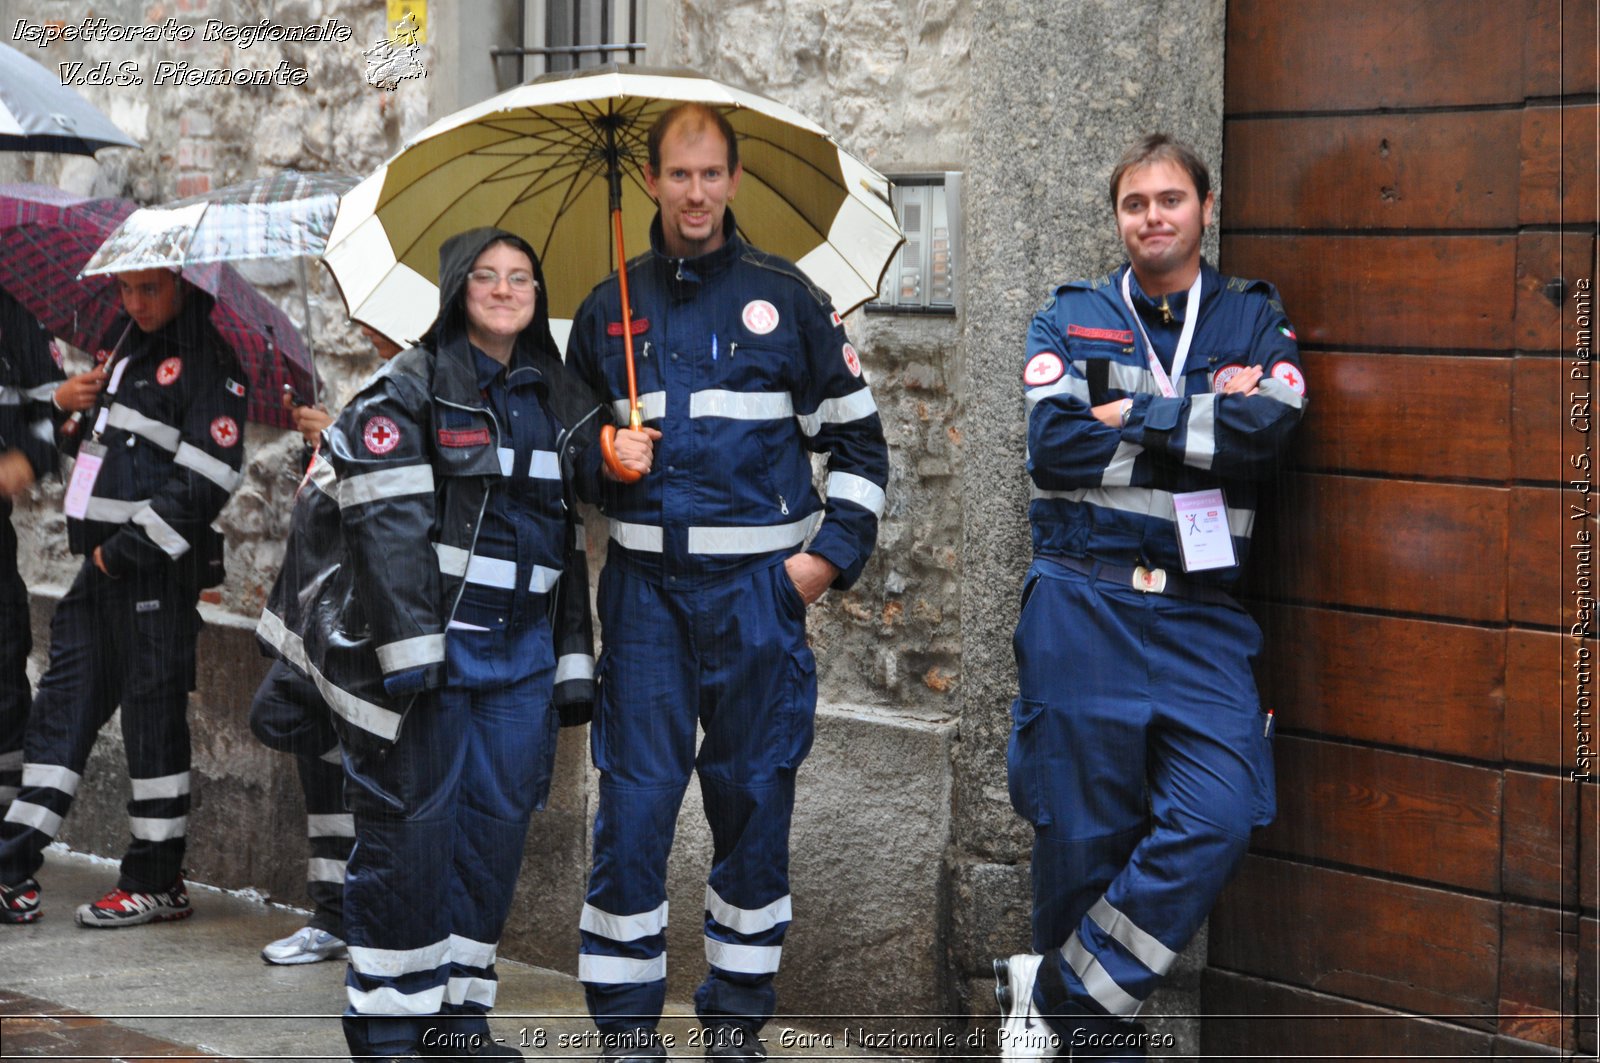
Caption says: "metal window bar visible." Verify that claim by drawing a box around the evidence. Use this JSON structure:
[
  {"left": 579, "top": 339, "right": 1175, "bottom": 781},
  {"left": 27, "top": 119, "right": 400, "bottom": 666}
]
[{"left": 493, "top": 0, "right": 644, "bottom": 83}]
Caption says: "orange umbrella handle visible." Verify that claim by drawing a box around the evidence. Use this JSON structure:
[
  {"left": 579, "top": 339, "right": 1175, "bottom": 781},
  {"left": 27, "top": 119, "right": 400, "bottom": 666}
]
[
  {"left": 599, "top": 203, "right": 647, "bottom": 484},
  {"left": 599, "top": 422, "right": 643, "bottom": 483}
]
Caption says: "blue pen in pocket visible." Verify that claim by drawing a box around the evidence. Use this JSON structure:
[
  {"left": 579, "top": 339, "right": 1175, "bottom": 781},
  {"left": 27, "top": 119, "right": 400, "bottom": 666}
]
[{"left": 711, "top": 332, "right": 718, "bottom": 361}]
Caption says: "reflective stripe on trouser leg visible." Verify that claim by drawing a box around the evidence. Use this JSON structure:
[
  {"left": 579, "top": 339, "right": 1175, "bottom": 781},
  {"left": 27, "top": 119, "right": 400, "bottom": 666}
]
[
  {"left": 1012, "top": 563, "right": 1270, "bottom": 1017},
  {"left": 0, "top": 512, "right": 30, "bottom": 817},
  {"left": 581, "top": 564, "right": 697, "bottom": 1034},
  {"left": 301, "top": 752, "right": 352, "bottom": 936},
  {"left": 116, "top": 565, "right": 199, "bottom": 893},
  {"left": 691, "top": 561, "right": 814, "bottom": 1029},
  {"left": 0, "top": 563, "right": 139, "bottom": 886}
]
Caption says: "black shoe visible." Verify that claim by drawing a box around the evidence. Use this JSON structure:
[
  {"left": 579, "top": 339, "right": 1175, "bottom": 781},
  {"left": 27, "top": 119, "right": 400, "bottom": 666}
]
[
  {"left": 702, "top": 1025, "right": 767, "bottom": 1063},
  {"left": 599, "top": 1029, "right": 666, "bottom": 1063}
]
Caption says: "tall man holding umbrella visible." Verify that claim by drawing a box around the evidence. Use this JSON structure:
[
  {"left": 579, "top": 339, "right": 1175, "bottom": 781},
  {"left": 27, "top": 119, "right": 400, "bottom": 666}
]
[
  {"left": 568, "top": 103, "right": 889, "bottom": 1061},
  {"left": 0, "top": 267, "right": 245, "bottom": 927}
]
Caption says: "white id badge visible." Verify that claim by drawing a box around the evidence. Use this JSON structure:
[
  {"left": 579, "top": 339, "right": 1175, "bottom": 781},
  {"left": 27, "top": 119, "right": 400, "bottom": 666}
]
[
  {"left": 63, "top": 441, "right": 108, "bottom": 520},
  {"left": 1172, "top": 488, "right": 1237, "bottom": 572}
]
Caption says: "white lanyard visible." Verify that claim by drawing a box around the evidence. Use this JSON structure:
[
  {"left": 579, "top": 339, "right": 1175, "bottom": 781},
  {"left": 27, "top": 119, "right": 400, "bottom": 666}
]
[{"left": 1120, "top": 269, "right": 1201, "bottom": 398}]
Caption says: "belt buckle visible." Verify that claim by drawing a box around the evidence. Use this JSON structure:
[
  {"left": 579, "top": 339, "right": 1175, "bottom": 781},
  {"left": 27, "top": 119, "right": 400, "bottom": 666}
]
[{"left": 1131, "top": 565, "right": 1167, "bottom": 594}]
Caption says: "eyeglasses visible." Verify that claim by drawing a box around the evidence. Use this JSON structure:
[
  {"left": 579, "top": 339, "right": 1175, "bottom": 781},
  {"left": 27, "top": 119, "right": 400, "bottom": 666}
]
[{"left": 467, "top": 269, "right": 538, "bottom": 291}]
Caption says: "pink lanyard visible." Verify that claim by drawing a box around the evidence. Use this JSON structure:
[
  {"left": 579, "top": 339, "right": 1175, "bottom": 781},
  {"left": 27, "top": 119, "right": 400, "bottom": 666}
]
[{"left": 1120, "top": 270, "right": 1201, "bottom": 398}]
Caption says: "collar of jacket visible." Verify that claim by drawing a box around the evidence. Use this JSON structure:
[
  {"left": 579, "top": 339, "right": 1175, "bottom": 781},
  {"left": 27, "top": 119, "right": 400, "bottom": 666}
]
[
  {"left": 1118, "top": 257, "right": 1223, "bottom": 322},
  {"left": 648, "top": 208, "right": 746, "bottom": 296}
]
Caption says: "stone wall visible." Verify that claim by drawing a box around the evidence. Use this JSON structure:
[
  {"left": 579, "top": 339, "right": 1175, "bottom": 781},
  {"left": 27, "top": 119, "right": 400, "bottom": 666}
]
[{"left": 954, "top": 0, "right": 1226, "bottom": 1051}]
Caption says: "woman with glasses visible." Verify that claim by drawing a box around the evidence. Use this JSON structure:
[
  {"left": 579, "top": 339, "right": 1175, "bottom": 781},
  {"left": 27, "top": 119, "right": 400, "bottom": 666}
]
[{"left": 259, "top": 228, "right": 602, "bottom": 1060}]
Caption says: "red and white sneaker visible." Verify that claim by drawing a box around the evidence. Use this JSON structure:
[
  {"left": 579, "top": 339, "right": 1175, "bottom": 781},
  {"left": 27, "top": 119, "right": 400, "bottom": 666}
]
[
  {"left": 1, "top": 877, "right": 42, "bottom": 923},
  {"left": 75, "top": 876, "right": 192, "bottom": 928}
]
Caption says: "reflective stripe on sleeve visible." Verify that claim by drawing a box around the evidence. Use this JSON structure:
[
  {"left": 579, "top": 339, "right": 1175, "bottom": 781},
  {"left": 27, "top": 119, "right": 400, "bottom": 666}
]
[
  {"left": 106, "top": 404, "right": 181, "bottom": 451},
  {"left": 824, "top": 471, "right": 885, "bottom": 517},
  {"left": 690, "top": 389, "right": 794, "bottom": 420},
  {"left": 83, "top": 497, "right": 146, "bottom": 524},
  {"left": 376, "top": 634, "right": 446, "bottom": 675},
  {"left": 1099, "top": 442, "right": 1144, "bottom": 488},
  {"left": 1024, "top": 375, "right": 1090, "bottom": 416},
  {"left": 796, "top": 388, "right": 877, "bottom": 437},
  {"left": 25, "top": 383, "right": 58, "bottom": 402},
  {"left": 1032, "top": 485, "right": 1255, "bottom": 540},
  {"left": 338, "top": 464, "right": 435, "bottom": 509},
  {"left": 131, "top": 505, "right": 191, "bottom": 558},
  {"left": 256, "top": 609, "right": 403, "bottom": 742},
  {"left": 1258, "top": 376, "right": 1306, "bottom": 410},
  {"left": 174, "top": 442, "right": 243, "bottom": 492},
  {"left": 1182, "top": 393, "right": 1216, "bottom": 471}
]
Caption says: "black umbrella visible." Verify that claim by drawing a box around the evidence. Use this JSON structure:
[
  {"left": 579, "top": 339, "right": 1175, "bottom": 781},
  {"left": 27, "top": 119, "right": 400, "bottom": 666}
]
[{"left": 0, "top": 42, "right": 139, "bottom": 155}]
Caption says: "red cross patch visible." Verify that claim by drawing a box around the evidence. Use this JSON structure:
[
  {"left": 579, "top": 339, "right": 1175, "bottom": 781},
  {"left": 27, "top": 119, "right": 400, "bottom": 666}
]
[
  {"left": 363, "top": 415, "right": 401, "bottom": 455},
  {"left": 842, "top": 343, "right": 862, "bottom": 378},
  {"left": 1271, "top": 362, "right": 1306, "bottom": 396},
  {"left": 1024, "top": 352, "right": 1066, "bottom": 387},
  {"left": 209, "top": 416, "right": 239, "bottom": 447},
  {"left": 156, "top": 357, "right": 182, "bottom": 386}
]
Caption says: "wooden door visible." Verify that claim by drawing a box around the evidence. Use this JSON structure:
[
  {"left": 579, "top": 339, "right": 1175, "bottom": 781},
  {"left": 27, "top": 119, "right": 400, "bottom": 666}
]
[{"left": 1209, "top": 1, "right": 1598, "bottom": 1057}]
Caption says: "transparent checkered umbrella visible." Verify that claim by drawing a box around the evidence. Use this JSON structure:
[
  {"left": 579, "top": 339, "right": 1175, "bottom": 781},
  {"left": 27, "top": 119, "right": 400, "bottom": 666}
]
[{"left": 0, "top": 182, "right": 315, "bottom": 429}]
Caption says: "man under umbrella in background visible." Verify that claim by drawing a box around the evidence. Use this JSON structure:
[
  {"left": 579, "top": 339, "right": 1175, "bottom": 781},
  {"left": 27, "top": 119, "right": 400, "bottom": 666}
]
[
  {"left": 0, "top": 288, "right": 61, "bottom": 820},
  {"left": 0, "top": 267, "right": 246, "bottom": 927},
  {"left": 568, "top": 103, "right": 889, "bottom": 1062}
]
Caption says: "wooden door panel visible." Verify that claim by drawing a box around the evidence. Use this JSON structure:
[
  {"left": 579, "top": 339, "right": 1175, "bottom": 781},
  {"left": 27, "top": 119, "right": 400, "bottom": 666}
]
[
  {"left": 1254, "top": 604, "right": 1503, "bottom": 759},
  {"left": 1296, "top": 352, "right": 1511, "bottom": 479},
  {"left": 1224, "top": 112, "right": 1521, "bottom": 231},
  {"left": 1202, "top": 970, "right": 1494, "bottom": 1059},
  {"left": 1526, "top": 0, "right": 1600, "bottom": 96},
  {"left": 1514, "top": 354, "right": 1582, "bottom": 484},
  {"left": 1259, "top": 737, "right": 1502, "bottom": 892},
  {"left": 1505, "top": 629, "right": 1573, "bottom": 770},
  {"left": 1519, "top": 105, "right": 1600, "bottom": 225},
  {"left": 1514, "top": 231, "right": 1597, "bottom": 351},
  {"left": 1507, "top": 487, "right": 1572, "bottom": 627},
  {"left": 1499, "top": 901, "right": 1579, "bottom": 1050},
  {"left": 1249, "top": 474, "right": 1508, "bottom": 621},
  {"left": 1501, "top": 770, "right": 1580, "bottom": 905},
  {"left": 1210, "top": 856, "right": 1499, "bottom": 1020},
  {"left": 1223, "top": 235, "right": 1517, "bottom": 350},
  {"left": 1225, "top": 0, "right": 1537, "bottom": 113}
]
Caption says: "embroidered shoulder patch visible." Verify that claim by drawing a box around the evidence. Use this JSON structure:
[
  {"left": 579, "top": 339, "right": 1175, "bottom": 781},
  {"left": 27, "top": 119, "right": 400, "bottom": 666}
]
[
  {"left": 1066, "top": 325, "right": 1134, "bottom": 344},
  {"left": 156, "top": 357, "right": 183, "bottom": 385},
  {"left": 742, "top": 300, "right": 780, "bottom": 335},
  {"left": 1024, "top": 352, "right": 1066, "bottom": 387},
  {"left": 438, "top": 427, "right": 491, "bottom": 447},
  {"left": 209, "top": 416, "right": 239, "bottom": 447},
  {"left": 1270, "top": 362, "right": 1307, "bottom": 396},
  {"left": 363, "top": 416, "right": 401, "bottom": 454},
  {"left": 842, "top": 343, "right": 862, "bottom": 377}
]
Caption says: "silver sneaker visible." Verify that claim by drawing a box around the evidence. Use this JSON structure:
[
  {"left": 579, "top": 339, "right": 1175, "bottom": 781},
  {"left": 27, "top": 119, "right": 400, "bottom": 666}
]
[
  {"left": 260, "top": 925, "right": 347, "bottom": 965},
  {"left": 994, "top": 953, "right": 1061, "bottom": 1061}
]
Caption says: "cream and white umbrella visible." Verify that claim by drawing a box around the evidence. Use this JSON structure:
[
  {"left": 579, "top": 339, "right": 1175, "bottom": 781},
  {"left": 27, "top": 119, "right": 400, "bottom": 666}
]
[{"left": 322, "top": 64, "right": 904, "bottom": 347}]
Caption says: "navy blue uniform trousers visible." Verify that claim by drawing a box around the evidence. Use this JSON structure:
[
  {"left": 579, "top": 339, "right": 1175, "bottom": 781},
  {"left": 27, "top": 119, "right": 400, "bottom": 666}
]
[
  {"left": 341, "top": 616, "right": 558, "bottom": 1056},
  {"left": 1010, "top": 558, "right": 1274, "bottom": 1021},
  {"left": 0, "top": 558, "right": 198, "bottom": 892},
  {"left": 580, "top": 560, "right": 816, "bottom": 1035}
]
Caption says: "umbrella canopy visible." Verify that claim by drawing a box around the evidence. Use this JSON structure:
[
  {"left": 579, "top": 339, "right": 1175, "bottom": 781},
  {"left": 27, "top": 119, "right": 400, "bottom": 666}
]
[
  {"left": 323, "top": 63, "right": 904, "bottom": 345},
  {"left": 0, "top": 42, "right": 140, "bottom": 155},
  {"left": 82, "top": 171, "right": 359, "bottom": 274},
  {"left": 0, "top": 183, "right": 312, "bottom": 429}
]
